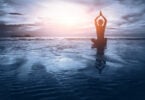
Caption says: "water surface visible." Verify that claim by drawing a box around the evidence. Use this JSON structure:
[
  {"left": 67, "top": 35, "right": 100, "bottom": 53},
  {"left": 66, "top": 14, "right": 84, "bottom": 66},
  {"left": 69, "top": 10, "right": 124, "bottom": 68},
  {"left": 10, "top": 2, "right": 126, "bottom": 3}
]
[{"left": 0, "top": 38, "right": 145, "bottom": 100}]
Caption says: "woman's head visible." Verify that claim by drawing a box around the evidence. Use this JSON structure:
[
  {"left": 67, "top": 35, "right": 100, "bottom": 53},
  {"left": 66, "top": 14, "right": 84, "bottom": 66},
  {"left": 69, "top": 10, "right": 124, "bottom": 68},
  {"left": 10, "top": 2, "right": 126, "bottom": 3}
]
[{"left": 98, "top": 19, "right": 103, "bottom": 25}]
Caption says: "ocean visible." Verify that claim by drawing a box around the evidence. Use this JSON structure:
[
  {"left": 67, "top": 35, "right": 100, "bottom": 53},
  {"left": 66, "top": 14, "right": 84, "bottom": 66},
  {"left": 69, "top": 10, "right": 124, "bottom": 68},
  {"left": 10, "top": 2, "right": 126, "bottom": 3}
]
[{"left": 0, "top": 37, "right": 145, "bottom": 100}]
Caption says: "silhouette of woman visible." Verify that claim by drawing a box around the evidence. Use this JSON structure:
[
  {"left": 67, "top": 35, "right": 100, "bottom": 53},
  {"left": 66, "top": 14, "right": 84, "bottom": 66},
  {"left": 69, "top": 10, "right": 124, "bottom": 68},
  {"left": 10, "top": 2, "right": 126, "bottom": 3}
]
[
  {"left": 95, "top": 11, "right": 107, "bottom": 41},
  {"left": 91, "top": 11, "right": 107, "bottom": 48}
]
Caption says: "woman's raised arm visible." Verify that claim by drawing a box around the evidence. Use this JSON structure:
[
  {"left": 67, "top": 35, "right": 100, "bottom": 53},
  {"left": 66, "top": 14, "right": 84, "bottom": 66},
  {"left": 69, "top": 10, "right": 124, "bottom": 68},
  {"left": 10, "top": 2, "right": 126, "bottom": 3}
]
[
  {"left": 101, "top": 13, "right": 107, "bottom": 27},
  {"left": 94, "top": 15, "right": 100, "bottom": 23}
]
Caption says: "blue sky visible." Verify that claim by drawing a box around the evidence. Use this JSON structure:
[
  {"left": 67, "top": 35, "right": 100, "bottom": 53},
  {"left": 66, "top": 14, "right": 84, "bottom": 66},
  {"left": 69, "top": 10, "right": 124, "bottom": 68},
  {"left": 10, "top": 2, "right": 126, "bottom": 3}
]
[{"left": 0, "top": 0, "right": 145, "bottom": 37}]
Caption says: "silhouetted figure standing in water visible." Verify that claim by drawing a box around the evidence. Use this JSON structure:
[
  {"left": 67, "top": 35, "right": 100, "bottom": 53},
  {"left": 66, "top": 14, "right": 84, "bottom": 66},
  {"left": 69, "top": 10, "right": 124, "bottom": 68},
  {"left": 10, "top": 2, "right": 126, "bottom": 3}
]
[
  {"left": 91, "top": 11, "right": 107, "bottom": 74},
  {"left": 95, "top": 11, "right": 107, "bottom": 41},
  {"left": 91, "top": 11, "right": 107, "bottom": 48}
]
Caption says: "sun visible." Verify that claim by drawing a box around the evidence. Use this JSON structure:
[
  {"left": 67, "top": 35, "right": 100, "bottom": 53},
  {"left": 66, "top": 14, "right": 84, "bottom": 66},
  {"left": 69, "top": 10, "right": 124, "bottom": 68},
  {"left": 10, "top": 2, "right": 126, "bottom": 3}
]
[
  {"left": 37, "top": 1, "right": 89, "bottom": 28},
  {"left": 52, "top": 10, "right": 81, "bottom": 27}
]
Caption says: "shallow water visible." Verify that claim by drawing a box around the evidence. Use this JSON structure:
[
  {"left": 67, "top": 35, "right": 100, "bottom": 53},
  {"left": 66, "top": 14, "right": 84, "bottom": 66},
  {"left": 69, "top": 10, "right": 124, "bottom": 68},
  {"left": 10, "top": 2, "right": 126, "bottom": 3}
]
[{"left": 0, "top": 38, "right": 145, "bottom": 100}]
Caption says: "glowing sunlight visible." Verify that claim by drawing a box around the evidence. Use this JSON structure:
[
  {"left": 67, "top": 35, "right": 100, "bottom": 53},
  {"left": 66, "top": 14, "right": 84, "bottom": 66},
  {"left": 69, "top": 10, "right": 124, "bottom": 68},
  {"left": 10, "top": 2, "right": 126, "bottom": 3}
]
[{"left": 34, "top": 1, "right": 91, "bottom": 34}]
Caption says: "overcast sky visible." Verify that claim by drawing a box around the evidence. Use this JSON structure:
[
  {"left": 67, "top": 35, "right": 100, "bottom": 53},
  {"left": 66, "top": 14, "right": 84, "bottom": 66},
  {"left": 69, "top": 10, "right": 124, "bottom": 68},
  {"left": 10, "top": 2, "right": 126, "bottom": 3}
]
[{"left": 0, "top": 0, "right": 145, "bottom": 37}]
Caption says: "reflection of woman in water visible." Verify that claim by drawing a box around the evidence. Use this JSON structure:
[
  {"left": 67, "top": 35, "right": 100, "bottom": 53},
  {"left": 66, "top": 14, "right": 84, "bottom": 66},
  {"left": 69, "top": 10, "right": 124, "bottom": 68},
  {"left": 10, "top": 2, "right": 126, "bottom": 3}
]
[{"left": 94, "top": 11, "right": 107, "bottom": 40}]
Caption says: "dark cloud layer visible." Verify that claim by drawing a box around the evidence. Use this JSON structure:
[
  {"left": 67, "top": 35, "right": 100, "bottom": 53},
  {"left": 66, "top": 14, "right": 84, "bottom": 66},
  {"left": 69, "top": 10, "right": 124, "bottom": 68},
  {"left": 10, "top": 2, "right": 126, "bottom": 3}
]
[
  {"left": 8, "top": 12, "right": 23, "bottom": 15},
  {"left": 122, "top": 9, "right": 145, "bottom": 23}
]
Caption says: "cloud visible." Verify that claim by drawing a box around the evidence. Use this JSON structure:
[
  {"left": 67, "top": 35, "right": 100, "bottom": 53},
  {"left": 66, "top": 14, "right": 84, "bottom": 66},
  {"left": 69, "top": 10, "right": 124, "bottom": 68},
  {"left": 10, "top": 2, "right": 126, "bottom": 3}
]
[
  {"left": 118, "top": 0, "right": 145, "bottom": 5},
  {"left": 66, "top": 0, "right": 115, "bottom": 11},
  {"left": 122, "top": 9, "right": 145, "bottom": 23},
  {"left": 8, "top": 12, "right": 23, "bottom": 15}
]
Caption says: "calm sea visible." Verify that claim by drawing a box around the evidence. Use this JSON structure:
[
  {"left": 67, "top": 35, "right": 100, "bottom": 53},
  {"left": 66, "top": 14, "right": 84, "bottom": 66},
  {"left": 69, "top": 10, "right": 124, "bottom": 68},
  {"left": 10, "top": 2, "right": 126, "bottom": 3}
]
[{"left": 0, "top": 37, "right": 145, "bottom": 100}]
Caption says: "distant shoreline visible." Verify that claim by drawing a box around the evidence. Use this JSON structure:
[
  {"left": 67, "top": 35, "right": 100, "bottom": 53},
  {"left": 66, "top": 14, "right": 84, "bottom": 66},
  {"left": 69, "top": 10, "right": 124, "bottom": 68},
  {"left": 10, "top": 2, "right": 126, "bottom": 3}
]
[{"left": 0, "top": 37, "right": 145, "bottom": 41}]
